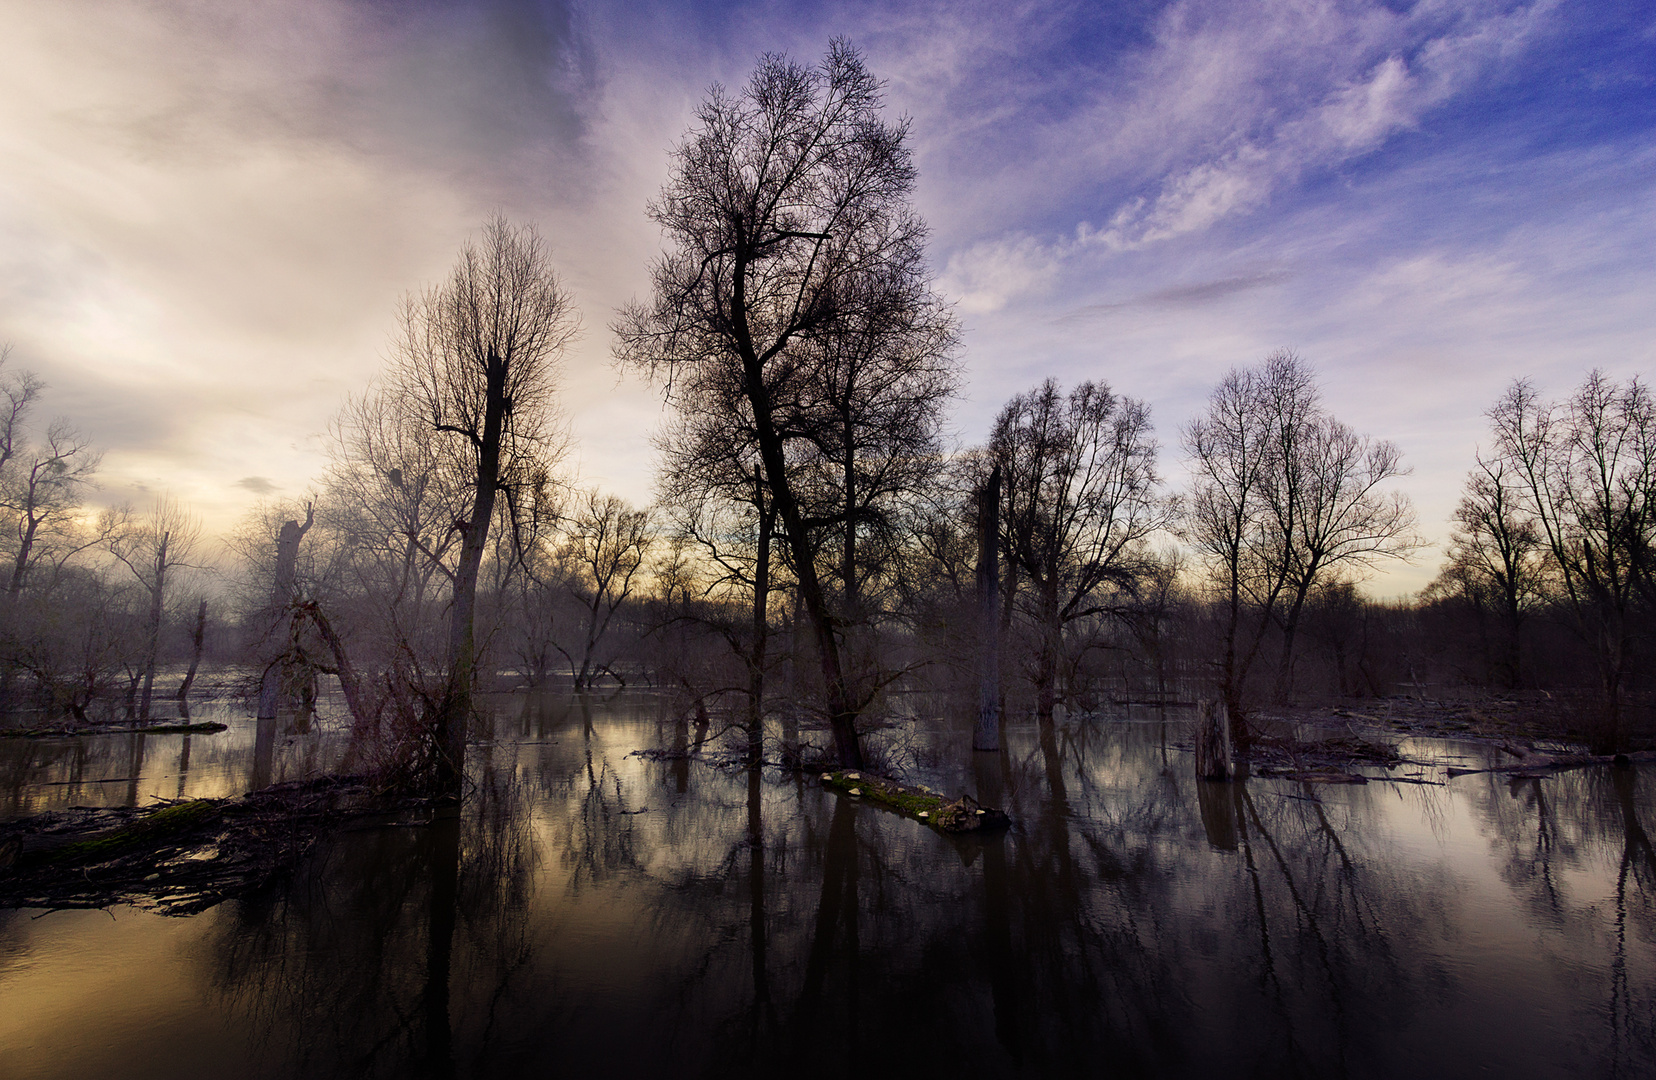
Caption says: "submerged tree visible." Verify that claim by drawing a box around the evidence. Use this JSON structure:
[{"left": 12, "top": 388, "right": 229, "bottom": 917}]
[
  {"left": 1184, "top": 351, "right": 1416, "bottom": 736},
  {"left": 389, "top": 217, "right": 578, "bottom": 791},
  {"left": 556, "top": 489, "right": 653, "bottom": 690},
  {"left": 614, "top": 41, "right": 952, "bottom": 767},
  {"left": 107, "top": 496, "right": 202, "bottom": 722},
  {"left": 990, "top": 379, "right": 1164, "bottom": 722},
  {"left": 1425, "top": 453, "right": 1546, "bottom": 688},
  {"left": 1486, "top": 373, "right": 1656, "bottom": 749}
]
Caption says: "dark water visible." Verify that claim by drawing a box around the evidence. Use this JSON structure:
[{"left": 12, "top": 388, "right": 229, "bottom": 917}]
[{"left": 1, "top": 693, "right": 1652, "bottom": 1079}]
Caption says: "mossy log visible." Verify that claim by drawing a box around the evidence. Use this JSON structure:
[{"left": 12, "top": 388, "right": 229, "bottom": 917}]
[{"left": 819, "top": 771, "right": 1010, "bottom": 832}]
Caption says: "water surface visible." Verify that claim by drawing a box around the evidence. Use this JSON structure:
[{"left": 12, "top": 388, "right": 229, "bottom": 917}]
[{"left": 1, "top": 694, "right": 1651, "bottom": 1078}]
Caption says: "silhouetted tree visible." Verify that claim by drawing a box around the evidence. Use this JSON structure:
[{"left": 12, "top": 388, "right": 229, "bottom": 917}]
[
  {"left": 107, "top": 495, "right": 202, "bottom": 721},
  {"left": 389, "top": 216, "right": 578, "bottom": 790},
  {"left": 1425, "top": 453, "right": 1546, "bottom": 688},
  {"left": 1487, "top": 372, "right": 1656, "bottom": 748},
  {"left": 556, "top": 489, "right": 652, "bottom": 689},
  {"left": 990, "top": 379, "right": 1164, "bottom": 722},
  {"left": 614, "top": 41, "right": 947, "bottom": 768},
  {"left": 1185, "top": 351, "right": 1416, "bottom": 734}
]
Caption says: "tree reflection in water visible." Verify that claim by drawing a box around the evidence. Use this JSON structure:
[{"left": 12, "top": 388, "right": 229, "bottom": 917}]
[{"left": 13, "top": 693, "right": 1639, "bottom": 1079}]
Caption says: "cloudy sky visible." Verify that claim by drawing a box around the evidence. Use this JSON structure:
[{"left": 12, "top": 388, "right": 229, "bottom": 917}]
[{"left": 2, "top": 0, "right": 1652, "bottom": 594}]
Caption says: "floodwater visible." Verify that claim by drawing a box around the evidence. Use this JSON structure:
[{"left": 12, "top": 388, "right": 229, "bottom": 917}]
[{"left": 0, "top": 693, "right": 1652, "bottom": 1079}]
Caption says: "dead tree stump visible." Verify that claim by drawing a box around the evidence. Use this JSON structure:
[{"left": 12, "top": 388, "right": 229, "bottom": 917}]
[{"left": 1194, "top": 699, "right": 1235, "bottom": 781}]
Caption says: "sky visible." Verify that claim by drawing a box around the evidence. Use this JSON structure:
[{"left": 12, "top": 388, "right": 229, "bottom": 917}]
[{"left": 1, "top": 0, "right": 1652, "bottom": 595}]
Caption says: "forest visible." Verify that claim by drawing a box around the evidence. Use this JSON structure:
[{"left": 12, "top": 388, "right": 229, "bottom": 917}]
[
  {"left": 2, "top": 44, "right": 1654, "bottom": 785},
  {"left": 2, "top": 34, "right": 1655, "bottom": 1080}
]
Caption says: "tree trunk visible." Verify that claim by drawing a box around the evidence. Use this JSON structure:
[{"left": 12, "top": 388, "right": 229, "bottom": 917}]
[
  {"left": 303, "top": 602, "right": 374, "bottom": 739},
  {"left": 1034, "top": 579, "right": 1061, "bottom": 724},
  {"left": 437, "top": 354, "right": 507, "bottom": 795},
  {"left": 258, "top": 507, "right": 312, "bottom": 720},
  {"left": 138, "top": 531, "right": 168, "bottom": 723},
  {"left": 1194, "top": 699, "right": 1236, "bottom": 781},
  {"left": 974, "top": 465, "right": 1002, "bottom": 752},
  {"left": 842, "top": 439, "right": 857, "bottom": 614},
  {"left": 8, "top": 513, "right": 39, "bottom": 596},
  {"left": 176, "top": 599, "right": 207, "bottom": 702},
  {"left": 741, "top": 343, "right": 863, "bottom": 768},
  {"left": 748, "top": 465, "right": 774, "bottom": 766}
]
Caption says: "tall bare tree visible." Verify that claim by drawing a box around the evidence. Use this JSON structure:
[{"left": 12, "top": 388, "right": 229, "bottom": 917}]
[
  {"left": 556, "top": 489, "right": 652, "bottom": 690},
  {"left": 614, "top": 41, "right": 946, "bottom": 768},
  {"left": 1425, "top": 453, "right": 1546, "bottom": 688},
  {"left": 4, "top": 420, "right": 103, "bottom": 596},
  {"left": 107, "top": 496, "right": 202, "bottom": 721},
  {"left": 1185, "top": 351, "right": 1416, "bottom": 733},
  {"left": 990, "top": 379, "right": 1165, "bottom": 722},
  {"left": 1487, "top": 372, "right": 1656, "bottom": 748},
  {"left": 391, "top": 216, "right": 578, "bottom": 791}
]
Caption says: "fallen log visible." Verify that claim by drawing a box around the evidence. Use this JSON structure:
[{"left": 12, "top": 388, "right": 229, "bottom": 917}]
[
  {"left": 1280, "top": 770, "right": 1369, "bottom": 785},
  {"left": 819, "top": 771, "right": 1010, "bottom": 832},
  {"left": 1, "top": 721, "right": 228, "bottom": 739},
  {"left": 1444, "top": 745, "right": 1656, "bottom": 778},
  {"left": 0, "top": 774, "right": 437, "bottom": 915}
]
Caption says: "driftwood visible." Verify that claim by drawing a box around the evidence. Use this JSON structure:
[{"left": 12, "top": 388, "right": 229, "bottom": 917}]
[
  {"left": 820, "top": 771, "right": 1010, "bottom": 832},
  {"left": 0, "top": 775, "right": 435, "bottom": 915},
  {"left": 0, "top": 721, "right": 228, "bottom": 739},
  {"left": 1444, "top": 744, "right": 1656, "bottom": 778}
]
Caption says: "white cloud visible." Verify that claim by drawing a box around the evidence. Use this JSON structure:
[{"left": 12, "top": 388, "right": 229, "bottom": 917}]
[{"left": 939, "top": 233, "right": 1060, "bottom": 313}]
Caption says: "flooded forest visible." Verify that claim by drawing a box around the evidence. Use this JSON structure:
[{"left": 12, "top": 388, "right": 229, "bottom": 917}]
[{"left": 3, "top": 44, "right": 1654, "bottom": 1080}]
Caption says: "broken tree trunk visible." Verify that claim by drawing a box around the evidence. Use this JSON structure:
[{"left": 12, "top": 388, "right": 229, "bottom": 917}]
[
  {"left": 1194, "top": 699, "right": 1236, "bottom": 781},
  {"left": 176, "top": 599, "right": 207, "bottom": 702},
  {"left": 974, "top": 465, "right": 1002, "bottom": 752},
  {"left": 258, "top": 505, "right": 313, "bottom": 720}
]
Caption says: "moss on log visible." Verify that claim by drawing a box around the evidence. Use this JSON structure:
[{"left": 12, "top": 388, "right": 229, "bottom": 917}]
[{"left": 819, "top": 770, "right": 1010, "bottom": 832}]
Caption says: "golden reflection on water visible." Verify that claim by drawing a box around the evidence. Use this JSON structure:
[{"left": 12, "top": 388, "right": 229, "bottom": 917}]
[{"left": 0, "top": 696, "right": 1651, "bottom": 1078}]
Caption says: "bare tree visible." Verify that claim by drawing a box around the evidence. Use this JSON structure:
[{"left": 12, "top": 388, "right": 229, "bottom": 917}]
[
  {"left": 1, "top": 415, "right": 115, "bottom": 605},
  {"left": 1184, "top": 351, "right": 1417, "bottom": 732},
  {"left": 555, "top": 489, "right": 652, "bottom": 690},
  {"left": 0, "top": 345, "right": 43, "bottom": 473},
  {"left": 990, "top": 379, "right": 1165, "bottom": 722},
  {"left": 254, "top": 502, "right": 314, "bottom": 719},
  {"left": 107, "top": 496, "right": 203, "bottom": 721},
  {"left": 794, "top": 263, "right": 959, "bottom": 615},
  {"left": 1264, "top": 409, "right": 1419, "bottom": 699},
  {"left": 1425, "top": 453, "right": 1546, "bottom": 688},
  {"left": 614, "top": 41, "right": 944, "bottom": 767},
  {"left": 1487, "top": 372, "right": 1656, "bottom": 748},
  {"left": 390, "top": 216, "right": 578, "bottom": 790},
  {"left": 326, "top": 384, "right": 468, "bottom": 643}
]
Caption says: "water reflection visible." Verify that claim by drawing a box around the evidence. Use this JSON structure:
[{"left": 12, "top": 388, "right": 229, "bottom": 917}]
[
  {"left": 0, "top": 701, "right": 345, "bottom": 821},
  {"left": 0, "top": 694, "right": 1652, "bottom": 1079}
]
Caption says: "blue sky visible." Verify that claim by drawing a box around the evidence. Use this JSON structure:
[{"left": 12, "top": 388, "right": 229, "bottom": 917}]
[{"left": 1, "top": 0, "right": 1652, "bottom": 593}]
